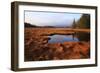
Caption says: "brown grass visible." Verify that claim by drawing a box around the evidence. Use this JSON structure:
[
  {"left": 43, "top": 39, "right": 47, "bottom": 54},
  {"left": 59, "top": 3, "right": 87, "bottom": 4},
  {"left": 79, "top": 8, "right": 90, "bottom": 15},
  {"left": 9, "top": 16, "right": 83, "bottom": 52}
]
[{"left": 24, "top": 28, "right": 90, "bottom": 61}]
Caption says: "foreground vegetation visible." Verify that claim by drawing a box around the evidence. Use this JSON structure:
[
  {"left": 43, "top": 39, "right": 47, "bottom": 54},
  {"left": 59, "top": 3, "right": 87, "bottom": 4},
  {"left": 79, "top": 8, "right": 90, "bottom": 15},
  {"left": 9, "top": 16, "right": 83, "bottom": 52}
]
[{"left": 24, "top": 28, "right": 90, "bottom": 61}]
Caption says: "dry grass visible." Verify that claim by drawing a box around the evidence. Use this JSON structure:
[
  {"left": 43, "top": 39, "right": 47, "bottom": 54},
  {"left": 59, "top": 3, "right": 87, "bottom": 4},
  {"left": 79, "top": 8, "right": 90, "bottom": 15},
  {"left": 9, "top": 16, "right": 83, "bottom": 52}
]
[{"left": 24, "top": 28, "right": 90, "bottom": 61}]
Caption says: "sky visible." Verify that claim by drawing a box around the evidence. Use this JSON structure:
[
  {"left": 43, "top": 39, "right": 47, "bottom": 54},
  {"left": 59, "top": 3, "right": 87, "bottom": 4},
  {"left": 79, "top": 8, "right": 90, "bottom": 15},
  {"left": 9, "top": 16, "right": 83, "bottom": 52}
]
[{"left": 25, "top": 11, "right": 82, "bottom": 27}]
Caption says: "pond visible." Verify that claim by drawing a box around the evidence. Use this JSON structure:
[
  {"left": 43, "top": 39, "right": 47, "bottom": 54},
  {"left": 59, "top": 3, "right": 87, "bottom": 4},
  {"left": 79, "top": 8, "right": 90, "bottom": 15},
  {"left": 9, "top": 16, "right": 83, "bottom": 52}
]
[
  {"left": 48, "top": 34, "right": 79, "bottom": 43},
  {"left": 48, "top": 32, "right": 90, "bottom": 43}
]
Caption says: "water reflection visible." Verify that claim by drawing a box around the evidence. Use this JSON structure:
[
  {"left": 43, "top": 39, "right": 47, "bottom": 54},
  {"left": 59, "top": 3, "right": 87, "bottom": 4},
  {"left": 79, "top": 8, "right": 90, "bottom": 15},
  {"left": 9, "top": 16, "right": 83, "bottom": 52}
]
[
  {"left": 76, "top": 32, "right": 90, "bottom": 41},
  {"left": 48, "top": 32, "right": 90, "bottom": 43},
  {"left": 48, "top": 34, "right": 79, "bottom": 43}
]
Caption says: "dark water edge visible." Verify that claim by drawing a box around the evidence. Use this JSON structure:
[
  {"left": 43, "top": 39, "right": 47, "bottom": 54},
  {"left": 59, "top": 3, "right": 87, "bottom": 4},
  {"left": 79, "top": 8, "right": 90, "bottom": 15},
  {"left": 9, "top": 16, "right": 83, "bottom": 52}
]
[{"left": 76, "top": 32, "right": 90, "bottom": 41}]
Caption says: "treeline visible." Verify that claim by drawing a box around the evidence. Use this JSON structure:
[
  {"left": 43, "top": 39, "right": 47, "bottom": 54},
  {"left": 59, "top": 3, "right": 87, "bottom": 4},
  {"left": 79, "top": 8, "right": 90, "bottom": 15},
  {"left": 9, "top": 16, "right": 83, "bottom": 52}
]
[
  {"left": 72, "top": 14, "right": 90, "bottom": 29},
  {"left": 24, "top": 22, "right": 55, "bottom": 28},
  {"left": 24, "top": 22, "right": 37, "bottom": 27}
]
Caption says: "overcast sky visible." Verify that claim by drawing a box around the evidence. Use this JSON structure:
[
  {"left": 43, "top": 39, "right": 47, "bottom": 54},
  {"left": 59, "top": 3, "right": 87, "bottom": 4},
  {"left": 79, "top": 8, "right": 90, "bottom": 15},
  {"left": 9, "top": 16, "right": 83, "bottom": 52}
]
[{"left": 25, "top": 11, "right": 82, "bottom": 27}]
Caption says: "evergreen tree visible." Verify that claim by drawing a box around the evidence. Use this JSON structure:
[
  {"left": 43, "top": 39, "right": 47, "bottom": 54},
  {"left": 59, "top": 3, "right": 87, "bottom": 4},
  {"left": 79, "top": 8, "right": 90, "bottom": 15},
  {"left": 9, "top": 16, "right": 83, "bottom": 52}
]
[
  {"left": 76, "top": 14, "right": 90, "bottom": 29},
  {"left": 72, "top": 19, "right": 76, "bottom": 28}
]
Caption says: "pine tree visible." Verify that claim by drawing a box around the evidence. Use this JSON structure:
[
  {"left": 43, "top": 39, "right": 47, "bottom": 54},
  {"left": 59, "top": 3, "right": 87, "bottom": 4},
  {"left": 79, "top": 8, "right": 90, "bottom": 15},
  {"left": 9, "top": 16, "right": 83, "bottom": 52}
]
[
  {"left": 72, "top": 19, "right": 76, "bottom": 28},
  {"left": 76, "top": 14, "right": 90, "bottom": 29}
]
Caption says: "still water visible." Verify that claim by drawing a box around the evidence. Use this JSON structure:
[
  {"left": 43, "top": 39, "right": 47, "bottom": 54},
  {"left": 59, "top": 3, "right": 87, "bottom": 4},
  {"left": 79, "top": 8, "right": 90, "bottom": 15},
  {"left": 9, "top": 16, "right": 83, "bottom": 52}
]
[
  {"left": 48, "top": 32, "right": 90, "bottom": 43},
  {"left": 48, "top": 34, "right": 79, "bottom": 43}
]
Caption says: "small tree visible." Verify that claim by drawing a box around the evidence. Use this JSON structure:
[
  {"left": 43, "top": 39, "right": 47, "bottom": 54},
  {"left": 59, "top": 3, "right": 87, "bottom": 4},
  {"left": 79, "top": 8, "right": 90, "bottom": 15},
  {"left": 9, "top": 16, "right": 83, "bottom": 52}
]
[{"left": 72, "top": 19, "right": 76, "bottom": 28}]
